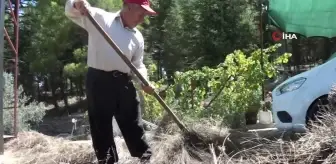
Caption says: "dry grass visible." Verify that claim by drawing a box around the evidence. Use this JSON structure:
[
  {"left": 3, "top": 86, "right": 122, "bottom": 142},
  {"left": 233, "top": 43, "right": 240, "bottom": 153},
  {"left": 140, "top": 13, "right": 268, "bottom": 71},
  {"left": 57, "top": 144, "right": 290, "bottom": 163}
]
[
  {"left": 4, "top": 132, "right": 96, "bottom": 164},
  {"left": 3, "top": 112, "right": 336, "bottom": 164},
  {"left": 216, "top": 112, "right": 336, "bottom": 164}
]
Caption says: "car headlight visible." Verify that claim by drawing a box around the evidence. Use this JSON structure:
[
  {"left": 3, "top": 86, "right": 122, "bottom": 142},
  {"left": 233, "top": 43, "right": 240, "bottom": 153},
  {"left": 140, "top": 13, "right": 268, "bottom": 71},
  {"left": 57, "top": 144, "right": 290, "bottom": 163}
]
[{"left": 276, "top": 77, "right": 306, "bottom": 96}]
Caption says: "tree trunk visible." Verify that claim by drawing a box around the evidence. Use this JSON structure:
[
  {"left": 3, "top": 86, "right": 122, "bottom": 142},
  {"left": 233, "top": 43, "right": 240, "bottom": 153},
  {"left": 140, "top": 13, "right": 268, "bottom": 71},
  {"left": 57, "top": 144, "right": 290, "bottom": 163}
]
[
  {"left": 60, "top": 79, "right": 69, "bottom": 107},
  {"left": 69, "top": 79, "right": 74, "bottom": 95},
  {"left": 291, "top": 36, "right": 301, "bottom": 74},
  {"left": 322, "top": 38, "right": 331, "bottom": 61},
  {"left": 79, "top": 76, "right": 84, "bottom": 97},
  {"left": 48, "top": 76, "right": 59, "bottom": 109},
  {"left": 37, "top": 81, "right": 41, "bottom": 101}
]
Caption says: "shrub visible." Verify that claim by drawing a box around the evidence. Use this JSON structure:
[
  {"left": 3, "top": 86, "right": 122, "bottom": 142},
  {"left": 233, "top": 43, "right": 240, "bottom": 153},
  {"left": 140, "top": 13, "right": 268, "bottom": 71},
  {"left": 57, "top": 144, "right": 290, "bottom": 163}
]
[
  {"left": 138, "top": 64, "right": 176, "bottom": 123},
  {"left": 142, "top": 44, "right": 291, "bottom": 128},
  {"left": 3, "top": 72, "right": 49, "bottom": 134}
]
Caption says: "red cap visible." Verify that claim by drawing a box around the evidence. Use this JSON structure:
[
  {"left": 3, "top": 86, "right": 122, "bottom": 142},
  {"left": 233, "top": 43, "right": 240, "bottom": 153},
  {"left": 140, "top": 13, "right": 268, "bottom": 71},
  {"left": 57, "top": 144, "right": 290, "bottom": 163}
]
[{"left": 124, "top": 0, "right": 157, "bottom": 15}]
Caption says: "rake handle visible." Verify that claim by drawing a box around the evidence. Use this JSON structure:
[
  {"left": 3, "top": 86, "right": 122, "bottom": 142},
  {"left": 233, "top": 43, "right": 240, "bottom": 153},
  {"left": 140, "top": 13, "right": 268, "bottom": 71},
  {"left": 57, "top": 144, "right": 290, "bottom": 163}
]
[{"left": 86, "top": 13, "right": 189, "bottom": 133}]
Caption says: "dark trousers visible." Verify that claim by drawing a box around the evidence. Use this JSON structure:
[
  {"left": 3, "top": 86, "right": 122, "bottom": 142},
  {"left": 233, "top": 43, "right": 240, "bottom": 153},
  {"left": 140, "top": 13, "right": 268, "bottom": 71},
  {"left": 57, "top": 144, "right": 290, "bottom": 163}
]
[{"left": 85, "top": 67, "right": 151, "bottom": 164}]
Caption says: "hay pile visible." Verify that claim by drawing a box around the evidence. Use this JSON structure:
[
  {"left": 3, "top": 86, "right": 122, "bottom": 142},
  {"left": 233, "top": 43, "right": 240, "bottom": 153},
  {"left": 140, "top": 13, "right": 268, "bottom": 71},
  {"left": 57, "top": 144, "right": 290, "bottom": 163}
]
[
  {"left": 4, "top": 132, "right": 96, "bottom": 164},
  {"left": 229, "top": 112, "right": 336, "bottom": 164},
  {"left": 4, "top": 112, "right": 336, "bottom": 164},
  {"left": 3, "top": 120, "right": 231, "bottom": 164}
]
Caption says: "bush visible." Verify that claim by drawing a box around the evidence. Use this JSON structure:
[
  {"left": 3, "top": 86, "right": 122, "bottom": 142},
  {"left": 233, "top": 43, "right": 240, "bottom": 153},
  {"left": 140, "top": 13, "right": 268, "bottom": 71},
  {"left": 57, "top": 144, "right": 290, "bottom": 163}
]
[
  {"left": 138, "top": 64, "right": 176, "bottom": 123},
  {"left": 142, "top": 44, "right": 291, "bottom": 128},
  {"left": 3, "top": 73, "right": 49, "bottom": 134}
]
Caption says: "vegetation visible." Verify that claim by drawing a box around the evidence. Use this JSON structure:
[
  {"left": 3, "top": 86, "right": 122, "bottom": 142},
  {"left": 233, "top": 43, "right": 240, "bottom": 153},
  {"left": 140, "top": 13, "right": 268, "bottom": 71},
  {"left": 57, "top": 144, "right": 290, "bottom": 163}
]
[
  {"left": 3, "top": 0, "right": 330, "bottom": 123},
  {"left": 3, "top": 72, "right": 50, "bottom": 134},
  {"left": 4, "top": 0, "right": 269, "bottom": 128},
  {"left": 142, "top": 44, "right": 291, "bottom": 128},
  {"left": 2, "top": 0, "right": 336, "bottom": 163}
]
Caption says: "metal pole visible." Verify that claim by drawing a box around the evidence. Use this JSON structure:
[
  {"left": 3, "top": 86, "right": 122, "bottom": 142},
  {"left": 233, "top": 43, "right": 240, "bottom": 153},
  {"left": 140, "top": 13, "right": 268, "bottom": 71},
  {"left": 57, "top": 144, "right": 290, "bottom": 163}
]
[
  {"left": 0, "top": 0, "right": 6, "bottom": 155},
  {"left": 13, "top": 0, "right": 19, "bottom": 137}
]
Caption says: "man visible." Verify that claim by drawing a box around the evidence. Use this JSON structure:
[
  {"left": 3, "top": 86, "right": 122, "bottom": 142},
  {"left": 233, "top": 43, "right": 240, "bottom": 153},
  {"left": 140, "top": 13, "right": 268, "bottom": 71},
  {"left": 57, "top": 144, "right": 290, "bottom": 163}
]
[{"left": 64, "top": 0, "right": 157, "bottom": 163}]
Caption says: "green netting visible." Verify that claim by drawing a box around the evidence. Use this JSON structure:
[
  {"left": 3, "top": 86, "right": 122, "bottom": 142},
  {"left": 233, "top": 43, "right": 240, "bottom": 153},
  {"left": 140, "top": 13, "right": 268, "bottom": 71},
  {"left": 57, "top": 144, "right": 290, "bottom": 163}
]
[{"left": 268, "top": 0, "right": 336, "bottom": 38}]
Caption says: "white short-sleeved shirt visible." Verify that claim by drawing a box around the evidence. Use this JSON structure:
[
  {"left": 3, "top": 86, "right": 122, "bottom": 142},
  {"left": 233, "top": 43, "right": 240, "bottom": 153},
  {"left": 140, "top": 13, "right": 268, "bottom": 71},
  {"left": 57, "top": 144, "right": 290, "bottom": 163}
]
[{"left": 65, "top": 0, "right": 148, "bottom": 81}]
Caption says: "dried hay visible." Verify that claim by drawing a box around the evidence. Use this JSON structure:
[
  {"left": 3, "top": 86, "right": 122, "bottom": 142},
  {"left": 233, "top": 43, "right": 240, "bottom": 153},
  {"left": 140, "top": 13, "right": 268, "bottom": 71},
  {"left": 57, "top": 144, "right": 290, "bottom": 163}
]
[
  {"left": 4, "top": 131, "right": 95, "bottom": 164},
  {"left": 223, "top": 112, "right": 336, "bottom": 164},
  {"left": 3, "top": 120, "right": 231, "bottom": 164}
]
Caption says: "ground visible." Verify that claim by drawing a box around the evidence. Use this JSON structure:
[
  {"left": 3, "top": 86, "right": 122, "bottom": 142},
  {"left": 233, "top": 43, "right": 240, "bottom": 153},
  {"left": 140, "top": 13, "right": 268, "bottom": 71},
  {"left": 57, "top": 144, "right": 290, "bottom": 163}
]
[
  {"left": 2, "top": 106, "right": 336, "bottom": 164},
  {"left": 0, "top": 118, "right": 300, "bottom": 164}
]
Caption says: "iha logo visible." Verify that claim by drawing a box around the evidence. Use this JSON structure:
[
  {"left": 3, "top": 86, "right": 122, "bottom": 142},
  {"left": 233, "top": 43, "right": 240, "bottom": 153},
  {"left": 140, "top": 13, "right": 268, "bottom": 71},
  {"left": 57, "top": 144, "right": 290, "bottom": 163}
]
[{"left": 271, "top": 31, "right": 297, "bottom": 41}]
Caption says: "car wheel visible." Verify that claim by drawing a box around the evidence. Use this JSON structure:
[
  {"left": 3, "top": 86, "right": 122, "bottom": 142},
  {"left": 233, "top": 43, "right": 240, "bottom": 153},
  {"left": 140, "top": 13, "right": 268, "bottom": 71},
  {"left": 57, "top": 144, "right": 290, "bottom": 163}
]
[{"left": 306, "top": 96, "right": 330, "bottom": 127}]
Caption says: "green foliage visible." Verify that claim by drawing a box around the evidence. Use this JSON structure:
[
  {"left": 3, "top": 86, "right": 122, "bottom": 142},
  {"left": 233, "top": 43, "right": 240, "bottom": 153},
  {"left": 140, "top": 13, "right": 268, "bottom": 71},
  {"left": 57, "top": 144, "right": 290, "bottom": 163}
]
[
  {"left": 28, "top": 0, "right": 72, "bottom": 74},
  {"left": 142, "top": 45, "right": 291, "bottom": 127},
  {"left": 64, "top": 46, "right": 88, "bottom": 77},
  {"left": 10, "top": 0, "right": 296, "bottom": 129},
  {"left": 3, "top": 73, "right": 50, "bottom": 134},
  {"left": 145, "top": 0, "right": 260, "bottom": 75},
  {"left": 140, "top": 64, "right": 175, "bottom": 122}
]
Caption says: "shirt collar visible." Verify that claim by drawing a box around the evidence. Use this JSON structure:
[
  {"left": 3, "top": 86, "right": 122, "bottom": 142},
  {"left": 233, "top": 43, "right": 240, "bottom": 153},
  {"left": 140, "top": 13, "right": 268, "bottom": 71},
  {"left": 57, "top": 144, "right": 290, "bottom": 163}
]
[{"left": 115, "top": 11, "right": 136, "bottom": 33}]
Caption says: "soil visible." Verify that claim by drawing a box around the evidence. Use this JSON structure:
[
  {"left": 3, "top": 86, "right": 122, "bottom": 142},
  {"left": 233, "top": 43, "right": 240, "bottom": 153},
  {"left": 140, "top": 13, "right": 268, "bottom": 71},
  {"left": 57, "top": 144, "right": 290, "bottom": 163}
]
[{"left": 36, "top": 111, "right": 122, "bottom": 139}]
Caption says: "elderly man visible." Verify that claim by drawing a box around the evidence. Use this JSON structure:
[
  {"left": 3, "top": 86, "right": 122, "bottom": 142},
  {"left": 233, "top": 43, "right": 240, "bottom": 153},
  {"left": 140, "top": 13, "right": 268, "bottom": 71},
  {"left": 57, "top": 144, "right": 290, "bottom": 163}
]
[{"left": 65, "top": 0, "right": 157, "bottom": 163}]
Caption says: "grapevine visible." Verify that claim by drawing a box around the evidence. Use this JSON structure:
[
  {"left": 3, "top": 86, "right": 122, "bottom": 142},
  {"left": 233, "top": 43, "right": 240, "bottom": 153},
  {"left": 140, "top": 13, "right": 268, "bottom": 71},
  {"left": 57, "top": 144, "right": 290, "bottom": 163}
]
[{"left": 142, "top": 44, "right": 291, "bottom": 125}]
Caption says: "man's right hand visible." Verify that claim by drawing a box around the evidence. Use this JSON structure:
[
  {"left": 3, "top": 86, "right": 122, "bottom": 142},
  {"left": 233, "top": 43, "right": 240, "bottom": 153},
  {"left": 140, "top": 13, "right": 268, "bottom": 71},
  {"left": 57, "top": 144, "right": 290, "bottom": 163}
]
[{"left": 73, "top": 0, "right": 90, "bottom": 16}]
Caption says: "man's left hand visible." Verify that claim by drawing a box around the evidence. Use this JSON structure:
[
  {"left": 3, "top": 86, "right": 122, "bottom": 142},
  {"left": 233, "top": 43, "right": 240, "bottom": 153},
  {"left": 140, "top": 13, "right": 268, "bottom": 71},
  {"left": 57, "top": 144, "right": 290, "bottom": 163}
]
[{"left": 141, "top": 83, "right": 155, "bottom": 94}]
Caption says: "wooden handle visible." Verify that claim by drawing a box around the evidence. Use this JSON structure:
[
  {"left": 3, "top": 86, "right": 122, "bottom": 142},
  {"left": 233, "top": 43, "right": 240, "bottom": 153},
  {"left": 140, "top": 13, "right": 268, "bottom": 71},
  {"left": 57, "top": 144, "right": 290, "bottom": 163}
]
[{"left": 86, "top": 13, "right": 189, "bottom": 133}]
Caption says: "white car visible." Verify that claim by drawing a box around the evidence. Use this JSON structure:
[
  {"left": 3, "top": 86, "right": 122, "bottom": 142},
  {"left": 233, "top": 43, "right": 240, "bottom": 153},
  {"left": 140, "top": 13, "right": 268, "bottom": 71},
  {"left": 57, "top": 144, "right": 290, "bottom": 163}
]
[{"left": 271, "top": 56, "right": 336, "bottom": 132}]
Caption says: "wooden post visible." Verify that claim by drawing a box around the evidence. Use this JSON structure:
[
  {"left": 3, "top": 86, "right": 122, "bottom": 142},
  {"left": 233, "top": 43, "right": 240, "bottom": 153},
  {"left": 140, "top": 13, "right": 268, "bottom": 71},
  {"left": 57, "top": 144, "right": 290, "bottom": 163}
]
[
  {"left": 260, "top": 1, "right": 265, "bottom": 101},
  {"left": 0, "top": 0, "right": 6, "bottom": 154}
]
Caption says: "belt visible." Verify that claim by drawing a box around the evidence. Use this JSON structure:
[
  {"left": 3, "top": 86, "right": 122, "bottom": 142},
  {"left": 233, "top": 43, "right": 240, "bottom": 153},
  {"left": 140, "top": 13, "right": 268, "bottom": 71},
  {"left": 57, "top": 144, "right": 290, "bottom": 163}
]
[
  {"left": 111, "top": 70, "right": 128, "bottom": 77},
  {"left": 88, "top": 67, "right": 130, "bottom": 78}
]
